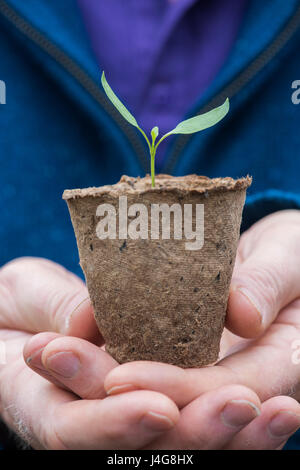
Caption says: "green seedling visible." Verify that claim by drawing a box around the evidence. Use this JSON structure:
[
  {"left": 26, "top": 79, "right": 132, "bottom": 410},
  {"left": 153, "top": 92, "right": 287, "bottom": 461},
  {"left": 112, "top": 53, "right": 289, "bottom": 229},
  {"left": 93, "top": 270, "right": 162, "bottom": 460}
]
[{"left": 101, "top": 71, "right": 229, "bottom": 188}]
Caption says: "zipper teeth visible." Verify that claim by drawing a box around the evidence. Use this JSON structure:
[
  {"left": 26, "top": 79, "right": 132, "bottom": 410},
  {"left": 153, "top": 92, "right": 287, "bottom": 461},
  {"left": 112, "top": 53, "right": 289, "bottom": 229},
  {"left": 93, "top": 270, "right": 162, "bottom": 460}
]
[
  {"left": 0, "top": 0, "right": 150, "bottom": 172},
  {"left": 163, "top": 2, "right": 300, "bottom": 175}
]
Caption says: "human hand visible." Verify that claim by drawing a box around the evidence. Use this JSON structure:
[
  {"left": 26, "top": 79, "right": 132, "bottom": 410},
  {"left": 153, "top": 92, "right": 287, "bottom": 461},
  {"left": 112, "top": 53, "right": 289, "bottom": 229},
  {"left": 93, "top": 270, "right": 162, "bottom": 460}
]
[
  {"left": 0, "top": 258, "right": 179, "bottom": 449},
  {"left": 25, "top": 325, "right": 300, "bottom": 449},
  {"left": 0, "top": 259, "right": 284, "bottom": 450},
  {"left": 101, "top": 210, "right": 300, "bottom": 448},
  {"left": 20, "top": 209, "right": 300, "bottom": 448}
]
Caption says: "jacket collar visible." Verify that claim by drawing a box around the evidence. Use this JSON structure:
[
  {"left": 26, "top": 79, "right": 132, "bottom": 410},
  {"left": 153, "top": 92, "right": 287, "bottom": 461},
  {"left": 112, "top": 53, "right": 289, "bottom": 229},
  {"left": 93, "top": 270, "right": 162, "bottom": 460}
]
[
  {"left": 165, "top": 0, "right": 300, "bottom": 173},
  {"left": 187, "top": 0, "right": 300, "bottom": 116},
  {"left": 0, "top": 0, "right": 150, "bottom": 171},
  {"left": 1, "top": 0, "right": 299, "bottom": 172},
  {"left": 2, "top": 0, "right": 299, "bottom": 111},
  {"left": 1, "top": 0, "right": 99, "bottom": 81}
]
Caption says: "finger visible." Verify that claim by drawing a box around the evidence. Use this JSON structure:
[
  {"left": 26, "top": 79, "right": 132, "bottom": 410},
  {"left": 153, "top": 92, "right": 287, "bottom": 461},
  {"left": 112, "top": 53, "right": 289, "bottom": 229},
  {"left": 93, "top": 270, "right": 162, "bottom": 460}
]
[
  {"left": 225, "top": 395, "right": 300, "bottom": 450},
  {"left": 23, "top": 332, "right": 69, "bottom": 389},
  {"left": 0, "top": 257, "right": 101, "bottom": 342},
  {"left": 221, "top": 299, "right": 300, "bottom": 401},
  {"left": 148, "top": 385, "right": 260, "bottom": 450},
  {"left": 24, "top": 333, "right": 118, "bottom": 398},
  {"left": 51, "top": 391, "right": 179, "bottom": 450},
  {"left": 2, "top": 350, "right": 179, "bottom": 450},
  {"left": 226, "top": 215, "right": 300, "bottom": 338},
  {"left": 0, "top": 352, "right": 75, "bottom": 449},
  {"left": 104, "top": 360, "right": 236, "bottom": 409},
  {"left": 104, "top": 300, "right": 300, "bottom": 405}
]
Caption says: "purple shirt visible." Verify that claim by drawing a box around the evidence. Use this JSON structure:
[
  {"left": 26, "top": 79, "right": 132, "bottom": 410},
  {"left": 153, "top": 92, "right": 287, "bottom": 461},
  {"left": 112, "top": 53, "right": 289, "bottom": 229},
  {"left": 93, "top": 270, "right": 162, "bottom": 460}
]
[{"left": 78, "top": 0, "right": 248, "bottom": 166}]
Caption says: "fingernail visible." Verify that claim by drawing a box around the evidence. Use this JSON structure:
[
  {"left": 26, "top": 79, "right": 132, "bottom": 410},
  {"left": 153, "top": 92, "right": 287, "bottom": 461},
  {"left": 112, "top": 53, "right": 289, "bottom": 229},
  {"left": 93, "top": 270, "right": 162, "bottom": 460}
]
[
  {"left": 26, "top": 347, "right": 45, "bottom": 369},
  {"left": 106, "top": 384, "right": 135, "bottom": 396},
  {"left": 46, "top": 352, "right": 80, "bottom": 378},
  {"left": 141, "top": 411, "right": 175, "bottom": 432},
  {"left": 235, "top": 287, "right": 263, "bottom": 324},
  {"left": 268, "top": 411, "right": 300, "bottom": 438},
  {"left": 221, "top": 399, "right": 260, "bottom": 428}
]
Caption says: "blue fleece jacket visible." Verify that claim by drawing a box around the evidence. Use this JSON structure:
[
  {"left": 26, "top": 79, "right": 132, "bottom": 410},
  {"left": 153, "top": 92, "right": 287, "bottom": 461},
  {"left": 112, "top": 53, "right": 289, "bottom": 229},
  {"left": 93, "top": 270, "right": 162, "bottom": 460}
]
[{"left": 0, "top": 0, "right": 300, "bottom": 449}]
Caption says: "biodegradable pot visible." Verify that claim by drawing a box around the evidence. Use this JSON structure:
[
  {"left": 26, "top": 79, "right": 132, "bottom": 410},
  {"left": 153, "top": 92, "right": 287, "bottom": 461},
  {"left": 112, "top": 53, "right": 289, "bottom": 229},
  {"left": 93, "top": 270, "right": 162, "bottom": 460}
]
[{"left": 63, "top": 174, "right": 251, "bottom": 368}]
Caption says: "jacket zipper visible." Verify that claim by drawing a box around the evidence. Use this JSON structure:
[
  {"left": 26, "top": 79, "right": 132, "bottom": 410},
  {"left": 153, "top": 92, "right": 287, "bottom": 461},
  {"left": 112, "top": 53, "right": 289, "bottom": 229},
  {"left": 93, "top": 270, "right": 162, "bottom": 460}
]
[{"left": 0, "top": 0, "right": 300, "bottom": 175}]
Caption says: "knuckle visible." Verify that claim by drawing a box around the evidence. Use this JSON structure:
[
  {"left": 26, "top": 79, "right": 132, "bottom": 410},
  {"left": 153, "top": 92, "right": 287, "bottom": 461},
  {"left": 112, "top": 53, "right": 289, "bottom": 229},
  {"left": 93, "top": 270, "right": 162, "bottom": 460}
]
[
  {"left": 240, "top": 264, "right": 282, "bottom": 310},
  {"left": 0, "top": 258, "right": 57, "bottom": 300},
  {"left": 42, "top": 426, "right": 69, "bottom": 450},
  {"left": 0, "top": 257, "right": 45, "bottom": 277},
  {"left": 43, "top": 288, "right": 87, "bottom": 331}
]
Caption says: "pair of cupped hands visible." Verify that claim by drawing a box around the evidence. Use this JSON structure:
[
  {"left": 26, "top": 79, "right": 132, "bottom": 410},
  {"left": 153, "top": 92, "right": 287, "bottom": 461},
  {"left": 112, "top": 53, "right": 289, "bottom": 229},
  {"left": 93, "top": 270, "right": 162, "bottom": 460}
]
[{"left": 1, "top": 210, "right": 300, "bottom": 450}]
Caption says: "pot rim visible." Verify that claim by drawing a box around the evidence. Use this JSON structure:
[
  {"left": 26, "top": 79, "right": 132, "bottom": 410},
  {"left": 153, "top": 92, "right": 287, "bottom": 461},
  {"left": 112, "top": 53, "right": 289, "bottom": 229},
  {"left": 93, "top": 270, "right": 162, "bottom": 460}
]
[{"left": 63, "top": 174, "right": 252, "bottom": 200}]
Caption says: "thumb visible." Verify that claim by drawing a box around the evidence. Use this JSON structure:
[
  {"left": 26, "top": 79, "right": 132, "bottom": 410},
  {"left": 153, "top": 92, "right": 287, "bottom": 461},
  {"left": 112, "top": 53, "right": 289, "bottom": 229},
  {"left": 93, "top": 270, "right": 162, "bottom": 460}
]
[
  {"left": 226, "top": 235, "right": 300, "bottom": 338},
  {"left": 0, "top": 257, "right": 102, "bottom": 343}
]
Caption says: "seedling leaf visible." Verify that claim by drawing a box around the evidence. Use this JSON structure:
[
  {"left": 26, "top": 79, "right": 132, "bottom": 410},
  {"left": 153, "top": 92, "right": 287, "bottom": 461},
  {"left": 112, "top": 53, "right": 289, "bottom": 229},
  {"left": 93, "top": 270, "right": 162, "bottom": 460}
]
[
  {"left": 151, "top": 126, "right": 159, "bottom": 142},
  {"left": 101, "top": 71, "right": 230, "bottom": 188},
  {"left": 101, "top": 72, "right": 139, "bottom": 128},
  {"left": 166, "top": 98, "right": 229, "bottom": 136}
]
